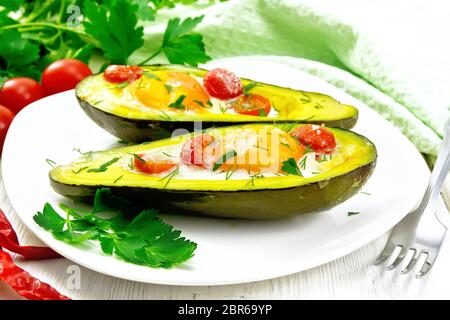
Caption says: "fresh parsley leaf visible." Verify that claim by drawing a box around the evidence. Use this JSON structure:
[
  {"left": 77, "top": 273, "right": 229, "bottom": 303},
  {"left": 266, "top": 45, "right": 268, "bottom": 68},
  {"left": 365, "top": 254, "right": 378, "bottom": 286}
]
[
  {"left": 0, "top": 0, "right": 23, "bottom": 11},
  {"left": 33, "top": 188, "right": 197, "bottom": 268},
  {"left": 0, "top": 30, "right": 40, "bottom": 69},
  {"left": 258, "top": 108, "right": 267, "bottom": 117},
  {"left": 169, "top": 95, "right": 187, "bottom": 109},
  {"left": 33, "top": 203, "right": 66, "bottom": 233},
  {"left": 0, "top": 11, "right": 17, "bottom": 27},
  {"left": 92, "top": 188, "right": 131, "bottom": 214},
  {"left": 213, "top": 149, "right": 237, "bottom": 171},
  {"left": 83, "top": 0, "right": 144, "bottom": 64},
  {"left": 281, "top": 158, "right": 302, "bottom": 176},
  {"left": 133, "top": 0, "right": 156, "bottom": 21},
  {"left": 161, "top": 16, "right": 211, "bottom": 66},
  {"left": 98, "top": 236, "right": 115, "bottom": 255}
]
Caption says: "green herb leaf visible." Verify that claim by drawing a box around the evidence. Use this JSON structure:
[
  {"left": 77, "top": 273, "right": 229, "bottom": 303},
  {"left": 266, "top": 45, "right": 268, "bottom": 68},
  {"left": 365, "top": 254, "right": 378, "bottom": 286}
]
[
  {"left": 87, "top": 157, "right": 120, "bottom": 173},
  {"left": 133, "top": 0, "right": 156, "bottom": 21},
  {"left": 83, "top": 0, "right": 144, "bottom": 64},
  {"left": 130, "top": 153, "right": 145, "bottom": 162},
  {"left": 161, "top": 16, "right": 211, "bottom": 66},
  {"left": 33, "top": 203, "right": 66, "bottom": 233},
  {"left": 0, "top": 29, "right": 40, "bottom": 69},
  {"left": 46, "top": 159, "right": 57, "bottom": 168},
  {"left": 213, "top": 149, "right": 237, "bottom": 171},
  {"left": 98, "top": 236, "right": 115, "bottom": 255},
  {"left": 169, "top": 95, "right": 186, "bottom": 110},
  {"left": 347, "top": 211, "right": 360, "bottom": 216},
  {"left": 92, "top": 188, "right": 131, "bottom": 214},
  {"left": 159, "top": 167, "right": 179, "bottom": 188},
  {"left": 0, "top": 0, "right": 23, "bottom": 11},
  {"left": 243, "top": 82, "right": 257, "bottom": 94},
  {"left": 164, "top": 84, "right": 174, "bottom": 93},
  {"left": 113, "top": 175, "right": 123, "bottom": 183},
  {"left": 144, "top": 71, "right": 161, "bottom": 80},
  {"left": 258, "top": 108, "right": 267, "bottom": 117},
  {"left": 115, "top": 81, "right": 129, "bottom": 89},
  {"left": 33, "top": 188, "right": 197, "bottom": 268},
  {"left": 281, "top": 158, "right": 302, "bottom": 176}
]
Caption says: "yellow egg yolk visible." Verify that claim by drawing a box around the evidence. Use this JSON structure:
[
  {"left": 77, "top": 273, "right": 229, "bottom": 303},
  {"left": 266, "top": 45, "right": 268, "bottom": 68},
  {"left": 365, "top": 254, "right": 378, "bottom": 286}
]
[
  {"left": 132, "top": 71, "right": 210, "bottom": 112},
  {"left": 203, "top": 127, "right": 304, "bottom": 173}
]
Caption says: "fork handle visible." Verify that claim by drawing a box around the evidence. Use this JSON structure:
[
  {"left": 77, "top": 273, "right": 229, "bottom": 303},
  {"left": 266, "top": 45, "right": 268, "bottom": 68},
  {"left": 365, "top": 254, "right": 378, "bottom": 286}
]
[{"left": 420, "top": 119, "right": 450, "bottom": 212}]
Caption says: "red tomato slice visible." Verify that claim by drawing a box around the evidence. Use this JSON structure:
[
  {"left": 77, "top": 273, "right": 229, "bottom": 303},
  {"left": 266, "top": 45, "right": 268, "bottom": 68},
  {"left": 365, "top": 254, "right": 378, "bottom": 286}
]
[
  {"left": 181, "top": 134, "right": 215, "bottom": 167},
  {"left": 203, "top": 68, "right": 243, "bottom": 100},
  {"left": 104, "top": 65, "right": 144, "bottom": 83},
  {"left": 289, "top": 124, "right": 336, "bottom": 154},
  {"left": 133, "top": 155, "right": 176, "bottom": 174},
  {"left": 231, "top": 94, "right": 271, "bottom": 116}
]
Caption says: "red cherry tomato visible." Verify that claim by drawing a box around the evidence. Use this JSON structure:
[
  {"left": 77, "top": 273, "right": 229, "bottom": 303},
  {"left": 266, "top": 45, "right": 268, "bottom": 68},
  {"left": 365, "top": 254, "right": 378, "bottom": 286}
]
[
  {"left": 181, "top": 134, "right": 215, "bottom": 167},
  {"left": 104, "top": 65, "right": 144, "bottom": 83},
  {"left": 203, "top": 68, "right": 243, "bottom": 100},
  {"left": 290, "top": 124, "right": 336, "bottom": 154},
  {"left": 231, "top": 94, "right": 271, "bottom": 116},
  {"left": 134, "top": 154, "right": 176, "bottom": 174},
  {"left": 0, "top": 78, "right": 45, "bottom": 114},
  {"left": 0, "top": 105, "right": 15, "bottom": 155},
  {"left": 41, "top": 59, "right": 92, "bottom": 95}
]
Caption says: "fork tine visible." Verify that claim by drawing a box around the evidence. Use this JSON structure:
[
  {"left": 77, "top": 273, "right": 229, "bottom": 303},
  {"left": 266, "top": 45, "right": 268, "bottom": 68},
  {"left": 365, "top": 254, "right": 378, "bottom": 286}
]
[
  {"left": 385, "top": 245, "right": 407, "bottom": 270},
  {"left": 400, "top": 248, "right": 417, "bottom": 274},
  {"left": 374, "top": 243, "right": 396, "bottom": 265},
  {"left": 416, "top": 251, "right": 436, "bottom": 278}
]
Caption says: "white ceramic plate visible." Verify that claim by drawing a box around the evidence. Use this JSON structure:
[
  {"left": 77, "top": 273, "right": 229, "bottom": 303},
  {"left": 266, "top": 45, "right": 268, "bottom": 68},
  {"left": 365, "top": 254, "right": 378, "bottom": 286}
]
[{"left": 2, "top": 58, "right": 429, "bottom": 286}]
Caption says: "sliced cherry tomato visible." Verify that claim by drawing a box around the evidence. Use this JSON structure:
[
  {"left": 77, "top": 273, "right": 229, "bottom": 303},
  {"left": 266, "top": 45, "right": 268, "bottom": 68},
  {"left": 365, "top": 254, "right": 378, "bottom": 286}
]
[
  {"left": 41, "top": 59, "right": 92, "bottom": 95},
  {"left": 290, "top": 124, "right": 336, "bottom": 154},
  {"left": 134, "top": 154, "right": 176, "bottom": 174},
  {"left": 0, "top": 78, "right": 45, "bottom": 114},
  {"left": 104, "top": 65, "right": 144, "bottom": 83},
  {"left": 181, "top": 134, "right": 215, "bottom": 167},
  {"left": 203, "top": 68, "right": 243, "bottom": 100},
  {"left": 231, "top": 94, "right": 271, "bottom": 116},
  {"left": 0, "top": 105, "right": 15, "bottom": 155}
]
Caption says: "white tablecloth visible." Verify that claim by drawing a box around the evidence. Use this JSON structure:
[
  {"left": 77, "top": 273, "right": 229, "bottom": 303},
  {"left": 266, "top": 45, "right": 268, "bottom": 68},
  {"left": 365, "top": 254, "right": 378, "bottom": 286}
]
[{"left": 1, "top": 166, "right": 449, "bottom": 300}]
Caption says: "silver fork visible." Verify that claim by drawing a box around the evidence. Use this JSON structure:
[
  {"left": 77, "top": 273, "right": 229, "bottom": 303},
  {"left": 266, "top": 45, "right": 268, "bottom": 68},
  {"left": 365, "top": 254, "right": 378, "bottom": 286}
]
[{"left": 374, "top": 120, "right": 450, "bottom": 277}]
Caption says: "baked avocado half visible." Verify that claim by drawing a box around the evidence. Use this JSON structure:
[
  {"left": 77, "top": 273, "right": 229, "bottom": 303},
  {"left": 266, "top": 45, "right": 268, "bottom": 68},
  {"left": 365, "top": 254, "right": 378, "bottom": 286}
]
[
  {"left": 50, "top": 123, "right": 376, "bottom": 219},
  {"left": 76, "top": 65, "right": 359, "bottom": 143}
]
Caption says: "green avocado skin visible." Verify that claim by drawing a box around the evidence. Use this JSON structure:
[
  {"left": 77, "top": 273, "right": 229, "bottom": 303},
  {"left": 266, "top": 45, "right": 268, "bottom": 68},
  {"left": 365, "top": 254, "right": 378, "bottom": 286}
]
[
  {"left": 78, "top": 98, "right": 358, "bottom": 143},
  {"left": 50, "top": 160, "right": 375, "bottom": 220}
]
